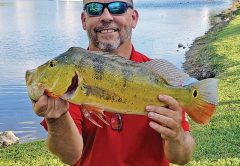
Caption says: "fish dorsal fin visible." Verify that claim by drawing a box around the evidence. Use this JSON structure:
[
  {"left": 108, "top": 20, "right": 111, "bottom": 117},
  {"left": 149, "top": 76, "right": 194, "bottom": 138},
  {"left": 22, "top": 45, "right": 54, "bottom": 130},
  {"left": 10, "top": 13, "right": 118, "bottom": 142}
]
[{"left": 142, "top": 59, "right": 190, "bottom": 86}]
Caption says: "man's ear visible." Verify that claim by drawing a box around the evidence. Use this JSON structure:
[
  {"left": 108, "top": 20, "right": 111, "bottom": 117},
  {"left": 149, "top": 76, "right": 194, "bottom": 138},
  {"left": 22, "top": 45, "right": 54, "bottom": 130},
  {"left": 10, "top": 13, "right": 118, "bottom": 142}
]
[
  {"left": 81, "top": 12, "right": 87, "bottom": 30},
  {"left": 132, "top": 10, "right": 139, "bottom": 29}
]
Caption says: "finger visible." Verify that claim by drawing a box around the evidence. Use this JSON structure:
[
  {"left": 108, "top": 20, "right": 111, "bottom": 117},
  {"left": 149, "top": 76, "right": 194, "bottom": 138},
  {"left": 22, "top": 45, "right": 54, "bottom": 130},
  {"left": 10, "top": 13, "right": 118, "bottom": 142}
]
[
  {"left": 47, "top": 97, "right": 55, "bottom": 111},
  {"left": 158, "top": 95, "right": 181, "bottom": 112},
  {"left": 33, "top": 95, "right": 48, "bottom": 116},
  {"left": 146, "top": 105, "right": 174, "bottom": 117},
  {"left": 47, "top": 97, "right": 67, "bottom": 112},
  {"left": 55, "top": 98, "right": 68, "bottom": 111},
  {"left": 148, "top": 112, "right": 177, "bottom": 129},
  {"left": 149, "top": 121, "right": 176, "bottom": 139},
  {"left": 45, "top": 98, "right": 68, "bottom": 119}
]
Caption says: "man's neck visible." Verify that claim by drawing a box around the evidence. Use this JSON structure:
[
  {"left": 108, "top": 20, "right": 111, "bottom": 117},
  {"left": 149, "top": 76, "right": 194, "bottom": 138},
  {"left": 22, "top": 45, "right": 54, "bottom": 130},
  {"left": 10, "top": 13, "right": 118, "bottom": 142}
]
[{"left": 88, "top": 41, "right": 133, "bottom": 60}]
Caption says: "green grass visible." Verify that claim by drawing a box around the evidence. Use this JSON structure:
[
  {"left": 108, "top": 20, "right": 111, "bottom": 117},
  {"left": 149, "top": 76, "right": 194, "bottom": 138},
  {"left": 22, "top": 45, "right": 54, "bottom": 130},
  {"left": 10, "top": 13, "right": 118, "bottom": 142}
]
[
  {"left": 1, "top": 9, "right": 240, "bottom": 166},
  {"left": 184, "top": 12, "right": 240, "bottom": 165},
  {"left": 0, "top": 141, "right": 65, "bottom": 166}
]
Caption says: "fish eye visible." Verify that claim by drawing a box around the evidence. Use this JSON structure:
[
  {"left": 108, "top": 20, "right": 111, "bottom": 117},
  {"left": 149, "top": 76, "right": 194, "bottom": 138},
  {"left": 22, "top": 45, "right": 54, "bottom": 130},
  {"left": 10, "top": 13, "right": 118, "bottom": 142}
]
[
  {"left": 193, "top": 89, "right": 198, "bottom": 98},
  {"left": 49, "top": 61, "right": 56, "bottom": 68}
]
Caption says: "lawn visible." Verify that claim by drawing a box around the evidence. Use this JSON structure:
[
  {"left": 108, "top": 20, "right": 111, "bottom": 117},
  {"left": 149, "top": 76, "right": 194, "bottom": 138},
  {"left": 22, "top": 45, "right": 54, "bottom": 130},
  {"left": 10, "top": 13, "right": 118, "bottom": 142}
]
[
  {"left": 184, "top": 11, "right": 240, "bottom": 166},
  {"left": 0, "top": 141, "right": 65, "bottom": 166}
]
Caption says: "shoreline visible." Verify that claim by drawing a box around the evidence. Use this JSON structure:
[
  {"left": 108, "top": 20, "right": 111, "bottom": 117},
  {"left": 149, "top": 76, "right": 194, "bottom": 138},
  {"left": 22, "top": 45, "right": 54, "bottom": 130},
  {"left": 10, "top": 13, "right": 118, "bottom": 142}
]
[{"left": 183, "top": 0, "right": 240, "bottom": 79}]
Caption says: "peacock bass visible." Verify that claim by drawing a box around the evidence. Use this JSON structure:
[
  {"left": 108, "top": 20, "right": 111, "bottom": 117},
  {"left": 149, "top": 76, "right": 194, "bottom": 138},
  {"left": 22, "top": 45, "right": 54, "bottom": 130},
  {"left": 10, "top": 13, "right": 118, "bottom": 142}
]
[{"left": 26, "top": 47, "right": 218, "bottom": 127}]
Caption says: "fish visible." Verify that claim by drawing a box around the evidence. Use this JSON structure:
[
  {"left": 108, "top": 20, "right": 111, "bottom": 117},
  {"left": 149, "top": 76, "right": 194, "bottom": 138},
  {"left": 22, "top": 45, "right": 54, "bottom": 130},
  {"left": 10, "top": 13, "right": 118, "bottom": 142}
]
[{"left": 25, "top": 47, "right": 218, "bottom": 127}]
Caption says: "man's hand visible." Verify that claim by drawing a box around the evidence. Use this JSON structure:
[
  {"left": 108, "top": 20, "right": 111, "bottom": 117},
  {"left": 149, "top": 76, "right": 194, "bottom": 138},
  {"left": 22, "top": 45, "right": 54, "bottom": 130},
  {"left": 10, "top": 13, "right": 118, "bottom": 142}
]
[
  {"left": 32, "top": 95, "right": 69, "bottom": 119},
  {"left": 146, "top": 94, "right": 184, "bottom": 142},
  {"left": 146, "top": 94, "right": 195, "bottom": 165}
]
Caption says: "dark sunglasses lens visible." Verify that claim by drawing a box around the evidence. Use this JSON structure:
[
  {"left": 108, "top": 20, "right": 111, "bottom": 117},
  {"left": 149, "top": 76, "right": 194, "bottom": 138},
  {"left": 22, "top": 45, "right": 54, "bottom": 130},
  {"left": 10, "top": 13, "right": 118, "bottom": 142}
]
[
  {"left": 86, "top": 3, "right": 103, "bottom": 16},
  {"left": 108, "top": 2, "right": 128, "bottom": 15}
]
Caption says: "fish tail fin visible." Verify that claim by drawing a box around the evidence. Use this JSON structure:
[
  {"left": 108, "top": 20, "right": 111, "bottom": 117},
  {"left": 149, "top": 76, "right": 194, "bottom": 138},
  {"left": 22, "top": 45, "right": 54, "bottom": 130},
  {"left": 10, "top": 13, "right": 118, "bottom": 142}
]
[{"left": 183, "top": 78, "right": 219, "bottom": 124}]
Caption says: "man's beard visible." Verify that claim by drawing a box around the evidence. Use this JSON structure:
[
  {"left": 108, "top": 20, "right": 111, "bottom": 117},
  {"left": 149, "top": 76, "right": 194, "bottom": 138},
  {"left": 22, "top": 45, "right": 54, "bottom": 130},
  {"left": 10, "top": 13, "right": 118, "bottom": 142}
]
[{"left": 87, "top": 26, "right": 132, "bottom": 52}]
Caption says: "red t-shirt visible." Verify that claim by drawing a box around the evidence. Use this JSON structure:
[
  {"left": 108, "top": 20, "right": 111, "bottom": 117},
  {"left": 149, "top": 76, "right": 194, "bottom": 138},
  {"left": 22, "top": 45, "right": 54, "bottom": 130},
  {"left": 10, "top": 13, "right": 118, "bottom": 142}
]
[{"left": 41, "top": 47, "right": 189, "bottom": 166}]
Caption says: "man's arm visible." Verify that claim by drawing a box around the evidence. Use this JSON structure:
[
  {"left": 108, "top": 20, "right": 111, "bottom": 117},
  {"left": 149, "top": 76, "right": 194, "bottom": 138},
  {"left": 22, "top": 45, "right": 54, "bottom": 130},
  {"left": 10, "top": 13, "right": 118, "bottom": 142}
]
[
  {"left": 33, "top": 95, "right": 83, "bottom": 165},
  {"left": 146, "top": 95, "right": 196, "bottom": 165},
  {"left": 164, "top": 131, "right": 195, "bottom": 164}
]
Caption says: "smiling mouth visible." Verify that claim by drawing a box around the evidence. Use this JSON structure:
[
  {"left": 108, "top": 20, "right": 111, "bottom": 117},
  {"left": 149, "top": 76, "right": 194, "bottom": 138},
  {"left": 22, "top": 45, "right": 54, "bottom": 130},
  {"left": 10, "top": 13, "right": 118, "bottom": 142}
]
[
  {"left": 61, "top": 72, "right": 79, "bottom": 100},
  {"left": 96, "top": 28, "right": 119, "bottom": 34}
]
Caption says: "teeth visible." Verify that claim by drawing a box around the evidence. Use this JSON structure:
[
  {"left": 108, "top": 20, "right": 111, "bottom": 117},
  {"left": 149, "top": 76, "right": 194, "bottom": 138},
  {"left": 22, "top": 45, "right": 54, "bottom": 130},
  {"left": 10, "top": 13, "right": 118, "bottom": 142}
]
[{"left": 100, "top": 29, "right": 116, "bottom": 33}]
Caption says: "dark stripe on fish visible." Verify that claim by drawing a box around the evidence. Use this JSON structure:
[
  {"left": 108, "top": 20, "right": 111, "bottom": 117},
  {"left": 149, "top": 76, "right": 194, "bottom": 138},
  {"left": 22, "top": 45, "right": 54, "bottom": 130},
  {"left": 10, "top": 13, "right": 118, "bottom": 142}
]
[
  {"left": 92, "top": 56, "right": 105, "bottom": 80},
  {"left": 83, "top": 85, "right": 126, "bottom": 103},
  {"left": 149, "top": 74, "right": 162, "bottom": 85},
  {"left": 122, "top": 68, "right": 132, "bottom": 88}
]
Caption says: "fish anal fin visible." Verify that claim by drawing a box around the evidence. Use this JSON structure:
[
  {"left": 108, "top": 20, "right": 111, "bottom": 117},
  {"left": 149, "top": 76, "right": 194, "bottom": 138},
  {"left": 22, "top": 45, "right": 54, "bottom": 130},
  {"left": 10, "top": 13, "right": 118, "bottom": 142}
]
[{"left": 82, "top": 105, "right": 109, "bottom": 127}]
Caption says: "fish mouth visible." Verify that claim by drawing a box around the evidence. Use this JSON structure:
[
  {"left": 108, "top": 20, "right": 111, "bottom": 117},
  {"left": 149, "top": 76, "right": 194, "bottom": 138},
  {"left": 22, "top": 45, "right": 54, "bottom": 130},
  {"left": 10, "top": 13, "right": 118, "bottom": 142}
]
[
  {"left": 26, "top": 69, "right": 35, "bottom": 85},
  {"left": 61, "top": 72, "right": 79, "bottom": 100},
  {"left": 27, "top": 85, "right": 45, "bottom": 102},
  {"left": 26, "top": 69, "right": 45, "bottom": 102}
]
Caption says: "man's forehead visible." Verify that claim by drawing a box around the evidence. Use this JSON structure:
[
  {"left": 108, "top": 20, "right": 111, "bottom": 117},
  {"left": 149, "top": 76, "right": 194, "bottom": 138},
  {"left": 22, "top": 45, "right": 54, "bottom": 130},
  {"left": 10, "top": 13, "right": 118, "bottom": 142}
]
[{"left": 83, "top": 0, "right": 132, "bottom": 4}]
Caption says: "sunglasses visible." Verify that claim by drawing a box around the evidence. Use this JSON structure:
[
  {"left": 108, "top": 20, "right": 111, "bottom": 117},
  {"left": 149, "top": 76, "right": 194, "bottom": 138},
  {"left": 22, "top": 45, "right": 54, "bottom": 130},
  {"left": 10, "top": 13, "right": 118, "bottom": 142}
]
[{"left": 83, "top": 1, "right": 133, "bottom": 17}]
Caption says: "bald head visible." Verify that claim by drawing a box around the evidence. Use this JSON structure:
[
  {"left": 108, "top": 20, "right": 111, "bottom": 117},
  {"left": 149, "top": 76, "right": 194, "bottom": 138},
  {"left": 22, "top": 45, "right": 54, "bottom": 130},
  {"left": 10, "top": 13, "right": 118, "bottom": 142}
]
[{"left": 83, "top": 0, "right": 133, "bottom": 5}]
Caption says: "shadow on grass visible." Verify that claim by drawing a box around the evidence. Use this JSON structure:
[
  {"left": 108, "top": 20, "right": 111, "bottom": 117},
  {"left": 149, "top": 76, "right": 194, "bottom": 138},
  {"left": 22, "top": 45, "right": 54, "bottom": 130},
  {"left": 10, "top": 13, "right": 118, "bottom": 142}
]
[{"left": 219, "top": 100, "right": 240, "bottom": 105}]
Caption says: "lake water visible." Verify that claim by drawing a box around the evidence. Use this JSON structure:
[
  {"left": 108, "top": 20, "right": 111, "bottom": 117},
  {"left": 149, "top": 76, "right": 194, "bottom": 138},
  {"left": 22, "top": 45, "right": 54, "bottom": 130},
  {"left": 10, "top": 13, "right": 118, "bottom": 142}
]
[{"left": 0, "top": 0, "right": 233, "bottom": 142}]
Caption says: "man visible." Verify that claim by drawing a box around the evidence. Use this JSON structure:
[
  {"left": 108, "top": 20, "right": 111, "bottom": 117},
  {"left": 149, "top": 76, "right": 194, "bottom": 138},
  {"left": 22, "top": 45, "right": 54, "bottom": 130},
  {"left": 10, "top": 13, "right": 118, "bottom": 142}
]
[{"left": 33, "top": 0, "right": 196, "bottom": 165}]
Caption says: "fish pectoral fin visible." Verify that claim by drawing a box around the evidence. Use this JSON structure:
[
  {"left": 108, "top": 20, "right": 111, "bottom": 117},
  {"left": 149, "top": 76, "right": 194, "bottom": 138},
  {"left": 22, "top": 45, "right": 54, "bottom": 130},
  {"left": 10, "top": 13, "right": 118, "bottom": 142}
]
[
  {"left": 82, "top": 108, "right": 103, "bottom": 128},
  {"left": 91, "top": 111, "right": 110, "bottom": 126},
  {"left": 82, "top": 105, "right": 109, "bottom": 127},
  {"left": 82, "top": 104, "right": 105, "bottom": 115}
]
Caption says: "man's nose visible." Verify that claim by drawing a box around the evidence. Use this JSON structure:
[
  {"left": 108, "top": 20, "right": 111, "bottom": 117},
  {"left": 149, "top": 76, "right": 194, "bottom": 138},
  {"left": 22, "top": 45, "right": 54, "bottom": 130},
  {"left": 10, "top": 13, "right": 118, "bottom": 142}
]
[{"left": 100, "top": 8, "right": 113, "bottom": 23}]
